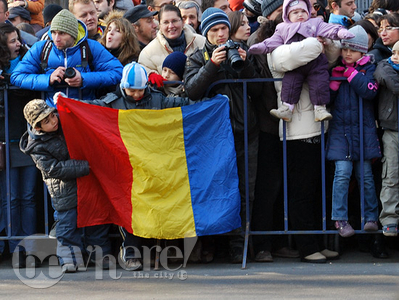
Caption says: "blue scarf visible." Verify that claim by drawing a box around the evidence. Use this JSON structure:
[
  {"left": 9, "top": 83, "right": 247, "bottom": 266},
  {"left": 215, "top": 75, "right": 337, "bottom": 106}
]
[
  {"left": 5, "top": 55, "right": 21, "bottom": 73},
  {"left": 388, "top": 57, "right": 399, "bottom": 71}
]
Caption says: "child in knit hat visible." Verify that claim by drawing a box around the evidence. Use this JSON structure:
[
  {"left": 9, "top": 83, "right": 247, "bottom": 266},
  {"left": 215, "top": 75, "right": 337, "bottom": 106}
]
[
  {"left": 373, "top": 40, "right": 399, "bottom": 237},
  {"left": 327, "top": 25, "right": 380, "bottom": 238},
  {"left": 249, "top": 0, "right": 354, "bottom": 123},
  {"left": 161, "top": 52, "right": 187, "bottom": 97}
]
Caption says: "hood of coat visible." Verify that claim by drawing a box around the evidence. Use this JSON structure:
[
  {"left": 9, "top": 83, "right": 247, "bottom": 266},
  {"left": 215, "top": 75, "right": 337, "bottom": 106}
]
[
  {"left": 47, "top": 20, "right": 88, "bottom": 51},
  {"left": 282, "top": 0, "right": 311, "bottom": 23}
]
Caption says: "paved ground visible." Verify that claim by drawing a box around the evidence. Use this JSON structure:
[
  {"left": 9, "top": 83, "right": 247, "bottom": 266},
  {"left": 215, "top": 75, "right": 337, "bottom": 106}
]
[{"left": 0, "top": 243, "right": 398, "bottom": 300}]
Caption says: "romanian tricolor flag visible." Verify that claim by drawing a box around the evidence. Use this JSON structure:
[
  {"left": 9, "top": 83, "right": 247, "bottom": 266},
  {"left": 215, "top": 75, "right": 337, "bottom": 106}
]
[{"left": 57, "top": 94, "right": 241, "bottom": 239}]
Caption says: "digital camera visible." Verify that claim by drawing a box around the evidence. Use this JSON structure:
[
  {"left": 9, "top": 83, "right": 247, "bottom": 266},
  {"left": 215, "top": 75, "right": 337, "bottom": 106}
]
[{"left": 219, "top": 40, "right": 244, "bottom": 72}]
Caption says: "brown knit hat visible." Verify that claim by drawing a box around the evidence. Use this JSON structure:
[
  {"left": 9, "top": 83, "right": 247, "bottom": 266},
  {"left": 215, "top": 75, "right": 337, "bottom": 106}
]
[
  {"left": 23, "top": 99, "right": 56, "bottom": 128},
  {"left": 50, "top": 9, "right": 79, "bottom": 39}
]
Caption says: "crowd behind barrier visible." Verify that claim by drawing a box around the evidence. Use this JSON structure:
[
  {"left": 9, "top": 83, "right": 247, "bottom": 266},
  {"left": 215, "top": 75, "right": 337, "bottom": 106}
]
[{"left": 1, "top": 75, "right": 387, "bottom": 268}]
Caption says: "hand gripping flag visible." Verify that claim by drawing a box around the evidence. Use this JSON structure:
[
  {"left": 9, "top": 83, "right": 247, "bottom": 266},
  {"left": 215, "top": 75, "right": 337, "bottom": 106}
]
[{"left": 57, "top": 94, "right": 241, "bottom": 239}]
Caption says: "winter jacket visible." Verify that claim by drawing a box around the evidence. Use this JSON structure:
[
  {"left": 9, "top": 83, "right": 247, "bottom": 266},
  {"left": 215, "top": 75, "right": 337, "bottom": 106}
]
[
  {"left": 326, "top": 55, "right": 381, "bottom": 161},
  {"left": 138, "top": 25, "right": 205, "bottom": 75},
  {"left": 368, "top": 38, "right": 392, "bottom": 64},
  {"left": 26, "top": 0, "right": 45, "bottom": 28},
  {"left": 0, "top": 86, "right": 39, "bottom": 168},
  {"left": 247, "top": 32, "right": 278, "bottom": 135},
  {"left": 374, "top": 59, "right": 399, "bottom": 131},
  {"left": 11, "top": 21, "right": 123, "bottom": 107},
  {"left": 89, "top": 85, "right": 197, "bottom": 109},
  {"left": 268, "top": 37, "right": 338, "bottom": 140},
  {"left": 258, "top": 0, "right": 351, "bottom": 53},
  {"left": 19, "top": 122, "right": 90, "bottom": 212},
  {"left": 328, "top": 13, "right": 354, "bottom": 28},
  {"left": 184, "top": 41, "right": 260, "bottom": 134}
]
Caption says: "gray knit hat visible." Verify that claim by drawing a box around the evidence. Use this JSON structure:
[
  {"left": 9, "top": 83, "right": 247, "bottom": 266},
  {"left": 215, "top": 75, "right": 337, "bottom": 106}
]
[
  {"left": 341, "top": 25, "right": 368, "bottom": 54},
  {"left": 261, "top": 0, "right": 284, "bottom": 17},
  {"left": 50, "top": 9, "right": 79, "bottom": 39},
  {"left": 23, "top": 99, "right": 56, "bottom": 128}
]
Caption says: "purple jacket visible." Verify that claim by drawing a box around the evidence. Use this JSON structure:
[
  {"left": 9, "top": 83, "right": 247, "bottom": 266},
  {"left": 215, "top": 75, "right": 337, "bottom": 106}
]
[{"left": 250, "top": 0, "right": 354, "bottom": 54}]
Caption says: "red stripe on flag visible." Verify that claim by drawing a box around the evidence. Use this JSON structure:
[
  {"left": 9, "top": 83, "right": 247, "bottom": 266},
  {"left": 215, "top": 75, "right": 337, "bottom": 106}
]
[{"left": 57, "top": 96, "right": 133, "bottom": 232}]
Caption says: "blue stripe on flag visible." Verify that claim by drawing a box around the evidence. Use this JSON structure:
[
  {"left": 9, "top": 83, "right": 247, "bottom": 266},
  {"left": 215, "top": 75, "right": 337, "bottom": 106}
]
[{"left": 181, "top": 95, "right": 241, "bottom": 236}]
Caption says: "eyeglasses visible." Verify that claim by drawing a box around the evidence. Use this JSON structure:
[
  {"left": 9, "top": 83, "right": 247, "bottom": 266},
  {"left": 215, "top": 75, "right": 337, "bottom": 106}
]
[
  {"left": 377, "top": 26, "right": 399, "bottom": 33},
  {"left": 160, "top": 18, "right": 181, "bottom": 27},
  {"left": 313, "top": 3, "right": 321, "bottom": 11}
]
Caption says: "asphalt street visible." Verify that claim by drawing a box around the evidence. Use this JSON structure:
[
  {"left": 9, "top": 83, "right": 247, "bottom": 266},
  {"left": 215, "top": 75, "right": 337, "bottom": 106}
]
[{"left": 0, "top": 243, "right": 398, "bottom": 300}]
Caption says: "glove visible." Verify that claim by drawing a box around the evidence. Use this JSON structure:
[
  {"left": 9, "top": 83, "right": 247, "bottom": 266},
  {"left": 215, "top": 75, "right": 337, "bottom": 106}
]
[
  {"left": 337, "top": 28, "right": 355, "bottom": 39},
  {"left": 248, "top": 41, "right": 269, "bottom": 55},
  {"left": 343, "top": 67, "right": 358, "bottom": 82},
  {"left": 53, "top": 91, "right": 68, "bottom": 105},
  {"left": 329, "top": 66, "right": 345, "bottom": 91},
  {"left": 148, "top": 73, "right": 165, "bottom": 87}
]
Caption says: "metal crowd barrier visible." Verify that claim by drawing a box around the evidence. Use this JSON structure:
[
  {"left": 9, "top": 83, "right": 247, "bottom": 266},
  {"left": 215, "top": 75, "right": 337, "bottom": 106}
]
[
  {"left": 205, "top": 77, "right": 383, "bottom": 269},
  {"left": 0, "top": 79, "right": 385, "bottom": 269}
]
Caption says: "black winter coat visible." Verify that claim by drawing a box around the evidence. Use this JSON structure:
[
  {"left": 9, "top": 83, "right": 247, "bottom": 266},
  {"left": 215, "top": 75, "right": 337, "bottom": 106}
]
[
  {"left": 374, "top": 59, "right": 399, "bottom": 131},
  {"left": 19, "top": 123, "right": 90, "bottom": 211},
  {"left": 184, "top": 43, "right": 260, "bottom": 134}
]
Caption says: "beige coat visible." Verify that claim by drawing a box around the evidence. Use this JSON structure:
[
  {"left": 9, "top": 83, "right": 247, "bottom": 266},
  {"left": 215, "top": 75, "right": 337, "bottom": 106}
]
[
  {"left": 138, "top": 25, "right": 205, "bottom": 75},
  {"left": 268, "top": 37, "right": 340, "bottom": 141}
]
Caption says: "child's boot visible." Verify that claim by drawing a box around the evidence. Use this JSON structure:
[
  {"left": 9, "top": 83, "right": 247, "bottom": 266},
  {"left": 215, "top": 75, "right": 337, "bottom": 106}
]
[
  {"left": 335, "top": 220, "right": 355, "bottom": 237},
  {"left": 314, "top": 105, "right": 332, "bottom": 122},
  {"left": 270, "top": 103, "right": 293, "bottom": 122}
]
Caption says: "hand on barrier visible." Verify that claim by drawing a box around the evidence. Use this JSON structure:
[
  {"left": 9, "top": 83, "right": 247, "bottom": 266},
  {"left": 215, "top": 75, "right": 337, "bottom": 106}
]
[
  {"left": 329, "top": 66, "right": 345, "bottom": 91},
  {"left": 343, "top": 67, "right": 358, "bottom": 82},
  {"left": 148, "top": 73, "right": 165, "bottom": 87}
]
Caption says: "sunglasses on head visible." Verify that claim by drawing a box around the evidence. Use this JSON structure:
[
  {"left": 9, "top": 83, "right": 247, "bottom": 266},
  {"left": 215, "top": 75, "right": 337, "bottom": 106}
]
[{"left": 313, "top": 3, "right": 321, "bottom": 11}]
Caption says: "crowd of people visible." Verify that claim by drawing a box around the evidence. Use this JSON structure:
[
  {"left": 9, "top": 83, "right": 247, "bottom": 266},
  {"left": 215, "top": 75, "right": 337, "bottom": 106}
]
[{"left": 1, "top": 0, "right": 399, "bottom": 272}]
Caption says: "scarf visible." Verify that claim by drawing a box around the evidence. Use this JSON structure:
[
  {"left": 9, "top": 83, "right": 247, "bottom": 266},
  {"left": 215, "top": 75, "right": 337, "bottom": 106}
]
[
  {"left": 388, "top": 57, "right": 399, "bottom": 71},
  {"left": 165, "top": 31, "right": 186, "bottom": 53}
]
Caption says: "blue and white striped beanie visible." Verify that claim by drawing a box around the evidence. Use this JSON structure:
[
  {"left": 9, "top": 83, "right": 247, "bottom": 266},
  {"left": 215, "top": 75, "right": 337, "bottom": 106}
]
[
  {"left": 200, "top": 8, "right": 231, "bottom": 38},
  {"left": 120, "top": 62, "right": 148, "bottom": 90}
]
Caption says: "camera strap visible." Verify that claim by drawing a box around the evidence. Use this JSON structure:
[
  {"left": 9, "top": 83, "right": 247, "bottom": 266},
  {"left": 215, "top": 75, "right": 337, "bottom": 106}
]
[{"left": 202, "top": 47, "right": 211, "bottom": 63}]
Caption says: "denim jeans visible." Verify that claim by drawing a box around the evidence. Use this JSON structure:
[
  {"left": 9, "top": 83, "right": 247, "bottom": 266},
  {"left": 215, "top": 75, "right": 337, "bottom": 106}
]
[
  {"left": 57, "top": 208, "right": 84, "bottom": 266},
  {"left": 0, "top": 166, "right": 38, "bottom": 253},
  {"left": 332, "top": 160, "right": 379, "bottom": 222}
]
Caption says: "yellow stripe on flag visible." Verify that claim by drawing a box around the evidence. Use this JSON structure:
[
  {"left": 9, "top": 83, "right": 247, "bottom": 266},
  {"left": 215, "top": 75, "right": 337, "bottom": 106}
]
[{"left": 118, "top": 108, "right": 196, "bottom": 239}]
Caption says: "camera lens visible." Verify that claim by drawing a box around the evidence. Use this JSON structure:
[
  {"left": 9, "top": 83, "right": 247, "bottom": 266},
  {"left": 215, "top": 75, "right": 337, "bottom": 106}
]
[{"left": 64, "top": 67, "right": 76, "bottom": 79}]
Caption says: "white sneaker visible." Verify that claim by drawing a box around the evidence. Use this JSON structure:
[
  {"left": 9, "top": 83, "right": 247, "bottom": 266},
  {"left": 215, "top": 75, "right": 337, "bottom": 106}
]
[
  {"left": 314, "top": 106, "right": 332, "bottom": 122},
  {"left": 270, "top": 104, "right": 293, "bottom": 122},
  {"left": 62, "top": 263, "right": 77, "bottom": 273},
  {"left": 121, "top": 258, "right": 142, "bottom": 271}
]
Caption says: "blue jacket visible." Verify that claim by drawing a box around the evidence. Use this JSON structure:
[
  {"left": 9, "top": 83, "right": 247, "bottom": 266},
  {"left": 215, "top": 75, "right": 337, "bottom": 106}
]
[
  {"left": 11, "top": 21, "right": 123, "bottom": 107},
  {"left": 326, "top": 55, "right": 381, "bottom": 161}
]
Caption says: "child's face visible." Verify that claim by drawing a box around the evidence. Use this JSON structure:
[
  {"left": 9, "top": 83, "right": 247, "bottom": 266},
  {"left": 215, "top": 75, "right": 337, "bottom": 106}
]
[
  {"left": 288, "top": 9, "right": 308, "bottom": 23},
  {"left": 341, "top": 48, "right": 363, "bottom": 65},
  {"left": 125, "top": 88, "right": 145, "bottom": 101},
  {"left": 392, "top": 50, "right": 399, "bottom": 64},
  {"left": 162, "top": 67, "right": 180, "bottom": 83},
  {"left": 36, "top": 112, "right": 59, "bottom": 133}
]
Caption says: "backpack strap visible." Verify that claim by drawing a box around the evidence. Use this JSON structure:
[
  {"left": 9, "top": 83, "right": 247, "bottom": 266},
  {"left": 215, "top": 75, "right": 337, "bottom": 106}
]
[
  {"left": 40, "top": 40, "right": 53, "bottom": 73},
  {"left": 40, "top": 39, "right": 94, "bottom": 72}
]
